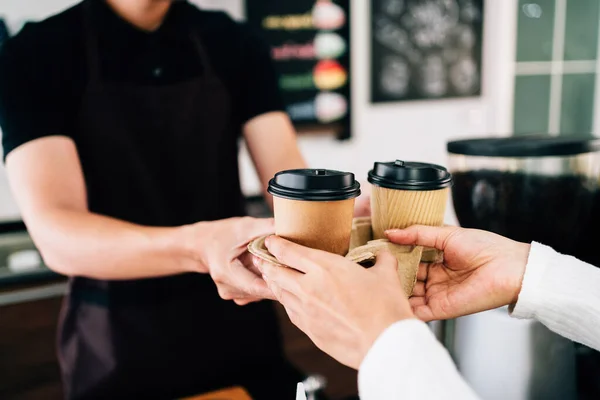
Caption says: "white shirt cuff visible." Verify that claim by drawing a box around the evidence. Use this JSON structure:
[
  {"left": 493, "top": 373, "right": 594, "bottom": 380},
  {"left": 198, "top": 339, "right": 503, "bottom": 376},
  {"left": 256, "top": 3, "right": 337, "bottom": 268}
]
[{"left": 511, "top": 241, "right": 552, "bottom": 319}]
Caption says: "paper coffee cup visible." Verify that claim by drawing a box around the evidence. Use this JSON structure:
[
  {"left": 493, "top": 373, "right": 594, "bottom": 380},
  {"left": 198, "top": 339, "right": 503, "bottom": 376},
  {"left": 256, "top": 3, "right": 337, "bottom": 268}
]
[
  {"left": 368, "top": 160, "right": 453, "bottom": 240},
  {"left": 268, "top": 169, "right": 361, "bottom": 255}
]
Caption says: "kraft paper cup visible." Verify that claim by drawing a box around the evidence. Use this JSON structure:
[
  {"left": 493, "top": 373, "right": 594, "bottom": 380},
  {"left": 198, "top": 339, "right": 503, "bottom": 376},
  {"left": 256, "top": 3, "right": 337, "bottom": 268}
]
[
  {"left": 268, "top": 169, "right": 361, "bottom": 255},
  {"left": 368, "top": 161, "right": 453, "bottom": 258},
  {"left": 371, "top": 186, "right": 450, "bottom": 239},
  {"left": 273, "top": 196, "right": 356, "bottom": 255}
]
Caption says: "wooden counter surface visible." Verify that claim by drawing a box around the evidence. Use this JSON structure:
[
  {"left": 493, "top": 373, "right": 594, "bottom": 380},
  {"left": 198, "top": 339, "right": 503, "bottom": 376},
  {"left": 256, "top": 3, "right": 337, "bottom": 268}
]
[{"left": 183, "top": 387, "right": 252, "bottom": 400}]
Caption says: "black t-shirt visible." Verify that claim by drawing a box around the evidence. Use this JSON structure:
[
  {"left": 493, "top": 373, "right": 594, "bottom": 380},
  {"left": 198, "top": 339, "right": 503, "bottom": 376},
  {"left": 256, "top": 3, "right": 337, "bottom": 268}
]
[{"left": 0, "top": 0, "right": 284, "bottom": 160}]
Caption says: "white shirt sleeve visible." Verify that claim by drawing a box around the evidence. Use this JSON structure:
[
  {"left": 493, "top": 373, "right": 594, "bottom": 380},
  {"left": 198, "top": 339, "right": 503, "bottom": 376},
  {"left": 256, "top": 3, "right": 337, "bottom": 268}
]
[
  {"left": 510, "top": 241, "right": 600, "bottom": 351},
  {"left": 357, "top": 242, "right": 600, "bottom": 400},
  {"left": 358, "top": 319, "right": 479, "bottom": 400}
]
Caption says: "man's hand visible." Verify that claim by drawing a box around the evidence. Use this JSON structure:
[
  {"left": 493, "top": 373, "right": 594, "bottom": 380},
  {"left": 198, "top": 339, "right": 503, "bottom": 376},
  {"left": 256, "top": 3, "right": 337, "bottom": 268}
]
[
  {"left": 353, "top": 182, "right": 371, "bottom": 217},
  {"left": 192, "top": 217, "right": 276, "bottom": 306},
  {"left": 387, "top": 225, "right": 530, "bottom": 321},
  {"left": 254, "top": 237, "right": 414, "bottom": 369}
]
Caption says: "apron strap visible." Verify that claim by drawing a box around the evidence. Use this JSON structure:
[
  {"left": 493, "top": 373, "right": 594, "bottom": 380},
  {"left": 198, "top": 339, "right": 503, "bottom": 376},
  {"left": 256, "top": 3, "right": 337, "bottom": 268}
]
[
  {"left": 185, "top": 11, "right": 217, "bottom": 78},
  {"left": 83, "top": 0, "right": 102, "bottom": 83}
]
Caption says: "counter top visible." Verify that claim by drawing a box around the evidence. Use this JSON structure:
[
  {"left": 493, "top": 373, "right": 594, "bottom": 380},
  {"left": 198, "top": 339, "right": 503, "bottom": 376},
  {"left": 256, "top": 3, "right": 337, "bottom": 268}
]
[
  {"left": 0, "top": 267, "right": 60, "bottom": 289},
  {"left": 0, "top": 228, "right": 67, "bottom": 305},
  {"left": 0, "top": 228, "right": 63, "bottom": 292}
]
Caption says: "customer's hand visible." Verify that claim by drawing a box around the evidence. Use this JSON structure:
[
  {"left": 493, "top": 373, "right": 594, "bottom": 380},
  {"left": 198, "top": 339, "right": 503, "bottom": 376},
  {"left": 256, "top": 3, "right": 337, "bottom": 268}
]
[
  {"left": 387, "top": 225, "right": 530, "bottom": 321},
  {"left": 192, "top": 217, "right": 276, "bottom": 305},
  {"left": 254, "top": 236, "right": 414, "bottom": 369}
]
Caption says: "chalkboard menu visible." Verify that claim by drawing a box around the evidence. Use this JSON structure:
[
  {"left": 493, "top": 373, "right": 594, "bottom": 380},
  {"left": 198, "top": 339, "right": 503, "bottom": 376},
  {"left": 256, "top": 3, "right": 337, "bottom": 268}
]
[
  {"left": 246, "top": 0, "right": 351, "bottom": 139},
  {"left": 371, "top": 0, "right": 483, "bottom": 103}
]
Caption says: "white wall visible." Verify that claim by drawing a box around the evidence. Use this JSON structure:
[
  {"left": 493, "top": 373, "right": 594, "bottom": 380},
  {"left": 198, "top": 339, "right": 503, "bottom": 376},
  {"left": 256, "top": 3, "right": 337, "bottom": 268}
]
[{"left": 0, "top": 0, "right": 517, "bottom": 223}]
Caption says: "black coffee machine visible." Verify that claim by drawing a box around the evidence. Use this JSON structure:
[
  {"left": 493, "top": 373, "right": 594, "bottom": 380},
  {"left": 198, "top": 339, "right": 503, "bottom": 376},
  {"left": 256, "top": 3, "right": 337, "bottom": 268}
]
[{"left": 447, "top": 136, "right": 600, "bottom": 400}]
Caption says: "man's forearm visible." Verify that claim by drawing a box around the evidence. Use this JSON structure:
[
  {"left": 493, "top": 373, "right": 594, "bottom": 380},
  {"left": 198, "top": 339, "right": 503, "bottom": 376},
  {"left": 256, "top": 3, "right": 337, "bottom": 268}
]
[
  {"left": 243, "top": 111, "right": 307, "bottom": 210},
  {"left": 28, "top": 209, "right": 201, "bottom": 280}
]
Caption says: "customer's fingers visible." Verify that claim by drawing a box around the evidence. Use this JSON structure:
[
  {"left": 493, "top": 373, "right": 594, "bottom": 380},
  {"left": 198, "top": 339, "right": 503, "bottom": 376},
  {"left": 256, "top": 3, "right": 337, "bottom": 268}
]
[
  {"left": 385, "top": 225, "right": 461, "bottom": 251},
  {"left": 412, "top": 305, "right": 435, "bottom": 322},
  {"left": 255, "top": 259, "right": 305, "bottom": 298},
  {"left": 417, "top": 262, "right": 429, "bottom": 281},
  {"left": 278, "top": 291, "right": 304, "bottom": 330},
  {"left": 370, "top": 251, "right": 399, "bottom": 277},
  {"left": 409, "top": 296, "right": 426, "bottom": 307},
  {"left": 264, "top": 235, "right": 340, "bottom": 274},
  {"left": 412, "top": 281, "right": 426, "bottom": 297}
]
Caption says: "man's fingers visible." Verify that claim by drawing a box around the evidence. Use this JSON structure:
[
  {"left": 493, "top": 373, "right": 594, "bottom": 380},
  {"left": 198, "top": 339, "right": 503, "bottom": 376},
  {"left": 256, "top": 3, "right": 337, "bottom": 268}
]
[
  {"left": 255, "top": 258, "right": 305, "bottom": 297},
  {"left": 217, "top": 282, "right": 255, "bottom": 301},
  {"left": 264, "top": 235, "right": 336, "bottom": 274},
  {"left": 229, "top": 259, "right": 275, "bottom": 300},
  {"left": 240, "top": 251, "right": 262, "bottom": 276},
  {"left": 385, "top": 225, "right": 460, "bottom": 251},
  {"left": 234, "top": 217, "right": 275, "bottom": 247},
  {"left": 353, "top": 194, "right": 371, "bottom": 217},
  {"left": 234, "top": 298, "right": 262, "bottom": 306}
]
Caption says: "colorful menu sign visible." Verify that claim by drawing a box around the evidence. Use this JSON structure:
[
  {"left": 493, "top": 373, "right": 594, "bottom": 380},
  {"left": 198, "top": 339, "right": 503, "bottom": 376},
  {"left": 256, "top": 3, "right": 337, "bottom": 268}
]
[{"left": 246, "top": 0, "right": 351, "bottom": 139}]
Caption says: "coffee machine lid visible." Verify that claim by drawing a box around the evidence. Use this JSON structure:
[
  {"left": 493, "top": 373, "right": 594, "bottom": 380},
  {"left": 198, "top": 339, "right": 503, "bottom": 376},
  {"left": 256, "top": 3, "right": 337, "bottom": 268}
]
[
  {"left": 368, "top": 160, "right": 453, "bottom": 191},
  {"left": 268, "top": 169, "right": 361, "bottom": 201},
  {"left": 447, "top": 136, "right": 600, "bottom": 157}
]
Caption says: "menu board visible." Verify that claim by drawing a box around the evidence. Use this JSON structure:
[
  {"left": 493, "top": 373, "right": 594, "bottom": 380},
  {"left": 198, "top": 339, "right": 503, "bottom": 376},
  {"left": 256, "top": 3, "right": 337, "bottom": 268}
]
[
  {"left": 371, "top": 0, "right": 483, "bottom": 103},
  {"left": 246, "top": 0, "right": 352, "bottom": 139}
]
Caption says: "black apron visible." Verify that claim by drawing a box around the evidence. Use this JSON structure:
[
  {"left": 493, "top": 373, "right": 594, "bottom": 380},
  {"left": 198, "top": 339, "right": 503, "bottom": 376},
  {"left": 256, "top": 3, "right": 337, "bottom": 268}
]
[{"left": 57, "top": 3, "right": 301, "bottom": 399}]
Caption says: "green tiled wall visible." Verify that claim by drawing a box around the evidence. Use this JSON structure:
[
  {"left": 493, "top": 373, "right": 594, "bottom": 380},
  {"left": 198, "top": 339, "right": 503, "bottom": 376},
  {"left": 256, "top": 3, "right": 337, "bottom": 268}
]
[
  {"left": 560, "top": 74, "right": 596, "bottom": 135},
  {"left": 516, "top": 0, "right": 555, "bottom": 62},
  {"left": 513, "top": 0, "right": 600, "bottom": 136},
  {"left": 514, "top": 75, "right": 551, "bottom": 134},
  {"left": 564, "top": 0, "right": 600, "bottom": 61}
]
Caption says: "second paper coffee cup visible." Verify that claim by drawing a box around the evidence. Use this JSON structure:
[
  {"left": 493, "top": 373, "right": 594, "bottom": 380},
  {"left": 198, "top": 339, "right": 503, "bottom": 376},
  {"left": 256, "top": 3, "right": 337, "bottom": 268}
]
[
  {"left": 268, "top": 169, "right": 361, "bottom": 255},
  {"left": 368, "top": 160, "right": 453, "bottom": 239}
]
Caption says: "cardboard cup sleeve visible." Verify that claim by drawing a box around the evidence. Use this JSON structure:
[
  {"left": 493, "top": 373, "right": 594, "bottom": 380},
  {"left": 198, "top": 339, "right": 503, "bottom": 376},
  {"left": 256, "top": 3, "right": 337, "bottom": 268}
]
[{"left": 248, "top": 218, "right": 430, "bottom": 296}]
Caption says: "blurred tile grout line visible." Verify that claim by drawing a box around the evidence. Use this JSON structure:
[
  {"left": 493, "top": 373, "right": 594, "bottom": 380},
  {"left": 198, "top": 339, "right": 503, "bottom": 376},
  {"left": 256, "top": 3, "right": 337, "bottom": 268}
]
[
  {"left": 548, "top": 0, "right": 567, "bottom": 135},
  {"left": 515, "top": 60, "right": 597, "bottom": 75}
]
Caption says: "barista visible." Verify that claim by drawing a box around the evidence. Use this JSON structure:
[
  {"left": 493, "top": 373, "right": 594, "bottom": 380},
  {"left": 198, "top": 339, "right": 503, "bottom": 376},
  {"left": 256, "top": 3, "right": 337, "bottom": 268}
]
[{"left": 0, "top": 0, "right": 307, "bottom": 398}]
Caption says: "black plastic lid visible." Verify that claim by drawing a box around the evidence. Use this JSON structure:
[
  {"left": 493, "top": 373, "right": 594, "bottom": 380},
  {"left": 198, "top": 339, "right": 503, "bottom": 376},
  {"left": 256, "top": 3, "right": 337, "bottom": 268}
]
[
  {"left": 368, "top": 160, "right": 453, "bottom": 191},
  {"left": 268, "top": 169, "right": 361, "bottom": 201},
  {"left": 447, "top": 136, "right": 600, "bottom": 157}
]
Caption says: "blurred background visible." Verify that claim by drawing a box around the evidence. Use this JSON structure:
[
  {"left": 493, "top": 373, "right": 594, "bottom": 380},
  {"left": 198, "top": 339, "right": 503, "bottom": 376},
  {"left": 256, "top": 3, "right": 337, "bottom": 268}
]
[{"left": 0, "top": 1, "right": 599, "bottom": 399}]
